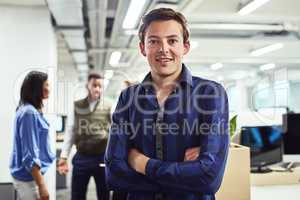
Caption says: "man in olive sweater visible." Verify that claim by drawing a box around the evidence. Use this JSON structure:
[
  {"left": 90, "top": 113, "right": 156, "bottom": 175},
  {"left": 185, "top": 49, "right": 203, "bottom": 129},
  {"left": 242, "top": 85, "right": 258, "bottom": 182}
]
[{"left": 58, "top": 73, "right": 111, "bottom": 200}]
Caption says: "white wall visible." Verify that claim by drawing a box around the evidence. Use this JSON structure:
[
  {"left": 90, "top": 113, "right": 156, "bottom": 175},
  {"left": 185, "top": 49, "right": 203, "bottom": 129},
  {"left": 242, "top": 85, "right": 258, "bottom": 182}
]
[{"left": 0, "top": 5, "right": 57, "bottom": 198}]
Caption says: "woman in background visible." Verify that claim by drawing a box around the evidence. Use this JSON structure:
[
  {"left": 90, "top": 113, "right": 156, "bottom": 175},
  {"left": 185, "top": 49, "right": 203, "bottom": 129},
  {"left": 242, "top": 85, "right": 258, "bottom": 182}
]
[{"left": 10, "top": 71, "right": 55, "bottom": 200}]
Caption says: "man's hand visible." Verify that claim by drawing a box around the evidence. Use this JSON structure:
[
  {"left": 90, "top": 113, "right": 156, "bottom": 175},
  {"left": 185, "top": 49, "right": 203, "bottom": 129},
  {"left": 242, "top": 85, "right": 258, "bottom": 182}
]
[
  {"left": 128, "top": 149, "right": 150, "bottom": 175},
  {"left": 57, "top": 158, "right": 69, "bottom": 175},
  {"left": 184, "top": 147, "right": 201, "bottom": 161},
  {"left": 38, "top": 183, "right": 49, "bottom": 200}
]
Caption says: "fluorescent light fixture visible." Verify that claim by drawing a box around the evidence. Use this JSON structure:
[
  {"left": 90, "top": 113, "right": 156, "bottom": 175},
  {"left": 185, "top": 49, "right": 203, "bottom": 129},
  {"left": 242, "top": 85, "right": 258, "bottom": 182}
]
[
  {"left": 105, "top": 70, "right": 114, "bottom": 79},
  {"left": 189, "top": 23, "right": 284, "bottom": 31},
  {"left": 210, "top": 63, "right": 223, "bottom": 70},
  {"left": 109, "top": 51, "right": 122, "bottom": 66},
  {"left": 122, "top": 0, "right": 147, "bottom": 29},
  {"left": 250, "top": 43, "right": 283, "bottom": 56},
  {"left": 238, "top": 0, "right": 271, "bottom": 16},
  {"left": 259, "top": 63, "right": 276, "bottom": 71}
]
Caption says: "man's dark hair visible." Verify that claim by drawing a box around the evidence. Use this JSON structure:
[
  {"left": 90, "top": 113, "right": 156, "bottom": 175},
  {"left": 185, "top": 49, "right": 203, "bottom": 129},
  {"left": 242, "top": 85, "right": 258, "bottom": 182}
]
[
  {"left": 18, "top": 71, "right": 48, "bottom": 110},
  {"left": 138, "top": 8, "right": 190, "bottom": 44},
  {"left": 88, "top": 73, "right": 103, "bottom": 82}
]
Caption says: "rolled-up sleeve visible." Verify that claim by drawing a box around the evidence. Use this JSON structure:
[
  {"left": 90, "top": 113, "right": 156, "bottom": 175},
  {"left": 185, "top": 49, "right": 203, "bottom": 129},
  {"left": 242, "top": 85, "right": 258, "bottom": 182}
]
[
  {"left": 105, "top": 89, "right": 159, "bottom": 192},
  {"left": 145, "top": 83, "right": 229, "bottom": 194},
  {"left": 19, "top": 112, "right": 41, "bottom": 172}
]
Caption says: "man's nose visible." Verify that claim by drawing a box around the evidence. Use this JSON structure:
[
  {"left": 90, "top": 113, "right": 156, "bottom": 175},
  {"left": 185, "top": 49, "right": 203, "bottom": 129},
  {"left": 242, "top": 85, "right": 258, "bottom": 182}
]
[{"left": 159, "top": 41, "right": 169, "bottom": 54}]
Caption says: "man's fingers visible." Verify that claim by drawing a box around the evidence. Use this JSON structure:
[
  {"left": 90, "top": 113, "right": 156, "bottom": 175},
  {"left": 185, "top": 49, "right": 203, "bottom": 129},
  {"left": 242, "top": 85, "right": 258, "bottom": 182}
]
[
  {"left": 185, "top": 155, "right": 199, "bottom": 161},
  {"left": 185, "top": 153, "right": 199, "bottom": 160},
  {"left": 184, "top": 151, "right": 199, "bottom": 161},
  {"left": 185, "top": 149, "right": 199, "bottom": 157},
  {"left": 185, "top": 149, "right": 198, "bottom": 157},
  {"left": 189, "top": 154, "right": 199, "bottom": 160},
  {"left": 59, "top": 169, "right": 68, "bottom": 175},
  {"left": 57, "top": 164, "right": 69, "bottom": 175},
  {"left": 185, "top": 147, "right": 201, "bottom": 157}
]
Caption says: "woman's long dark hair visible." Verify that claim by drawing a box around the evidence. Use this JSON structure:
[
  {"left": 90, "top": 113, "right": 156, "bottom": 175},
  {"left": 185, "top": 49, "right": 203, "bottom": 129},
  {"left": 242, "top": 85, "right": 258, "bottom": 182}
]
[{"left": 17, "top": 71, "right": 48, "bottom": 110}]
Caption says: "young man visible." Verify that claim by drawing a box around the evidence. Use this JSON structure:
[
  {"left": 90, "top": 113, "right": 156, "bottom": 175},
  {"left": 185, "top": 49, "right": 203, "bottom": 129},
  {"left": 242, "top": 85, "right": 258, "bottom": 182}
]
[
  {"left": 58, "top": 73, "right": 110, "bottom": 200},
  {"left": 105, "top": 8, "right": 229, "bottom": 200}
]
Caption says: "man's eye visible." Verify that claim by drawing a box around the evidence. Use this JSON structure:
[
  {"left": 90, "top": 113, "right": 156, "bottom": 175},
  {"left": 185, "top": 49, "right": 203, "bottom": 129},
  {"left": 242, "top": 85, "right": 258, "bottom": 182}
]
[
  {"left": 149, "top": 40, "right": 157, "bottom": 44},
  {"left": 169, "top": 39, "right": 178, "bottom": 44}
]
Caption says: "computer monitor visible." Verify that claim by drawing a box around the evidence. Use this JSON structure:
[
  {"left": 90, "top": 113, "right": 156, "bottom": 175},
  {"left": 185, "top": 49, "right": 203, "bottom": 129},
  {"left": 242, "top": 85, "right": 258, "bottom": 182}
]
[
  {"left": 241, "top": 126, "right": 283, "bottom": 173},
  {"left": 282, "top": 113, "right": 300, "bottom": 164},
  {"left": 55, "top": 115, "right": 66, "bottom": 133}
]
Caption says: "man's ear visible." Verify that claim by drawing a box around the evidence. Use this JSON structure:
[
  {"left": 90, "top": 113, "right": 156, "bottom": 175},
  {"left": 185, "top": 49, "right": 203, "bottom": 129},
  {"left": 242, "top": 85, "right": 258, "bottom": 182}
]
[
  {"left": 139, "top": 42, "right": 146, "bottom": 57},
  {"left": 183, "top": 40, "right": 190, "bottom": 55}
]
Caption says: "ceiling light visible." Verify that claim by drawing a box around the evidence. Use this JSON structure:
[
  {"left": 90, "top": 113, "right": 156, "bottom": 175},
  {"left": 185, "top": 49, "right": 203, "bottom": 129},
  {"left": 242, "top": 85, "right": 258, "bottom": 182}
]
[
  {"left": 109, "top": 51, "right": 122, "bottom": 66},
  {"left": 259, "top": 63, "right": 276, "bottom": 71},
  {"left": 238, "top": 0, "right": 271, "bottom": 16},
  {"left": 250, "top": 43, "right": 283, "bottom": 56},
  {"left": 210, "top": 63, "right": 223, "bottom": 70},
  {"left": 122, "top": 0, "right": 147, "bottom": 29},
  {"left": 189, "top": 23, "right": 284, "bottom": 31}
]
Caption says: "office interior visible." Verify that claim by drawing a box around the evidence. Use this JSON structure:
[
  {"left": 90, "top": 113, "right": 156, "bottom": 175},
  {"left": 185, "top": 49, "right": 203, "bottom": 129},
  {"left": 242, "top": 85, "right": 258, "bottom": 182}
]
[{"left": 1, "top": 0, "right": 300, "bottom": 199}]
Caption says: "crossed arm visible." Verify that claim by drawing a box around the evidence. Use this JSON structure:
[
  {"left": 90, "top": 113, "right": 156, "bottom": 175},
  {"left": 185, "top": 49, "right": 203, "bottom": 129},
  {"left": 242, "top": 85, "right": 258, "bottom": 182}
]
[
  {"left": 128, "top": 147, "right": 200, "bottom": 175},
  {"left": 105, "top": 122, "right": 228, "bottom": 194},
  {"left": 105, "top": 84, "right": 229, "bottom": 194}
]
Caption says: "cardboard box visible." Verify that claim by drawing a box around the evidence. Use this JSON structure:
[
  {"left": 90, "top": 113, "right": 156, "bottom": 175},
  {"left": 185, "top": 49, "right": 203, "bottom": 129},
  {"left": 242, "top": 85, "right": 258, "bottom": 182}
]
[{"left": 216, "top": 143, "right": 251, "bottom": 200}]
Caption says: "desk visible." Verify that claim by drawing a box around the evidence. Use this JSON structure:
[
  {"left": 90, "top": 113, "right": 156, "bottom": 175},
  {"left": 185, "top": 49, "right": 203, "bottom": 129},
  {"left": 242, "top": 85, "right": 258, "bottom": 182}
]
[
  {"left": 251, "top": 185, "right": 300, "bottom": 200},
  {"left": 251, "top": 167, "right": 300, "bottom": 186},
  {"left": 251, "top": 167, "right": 300, "bottom": 200}
]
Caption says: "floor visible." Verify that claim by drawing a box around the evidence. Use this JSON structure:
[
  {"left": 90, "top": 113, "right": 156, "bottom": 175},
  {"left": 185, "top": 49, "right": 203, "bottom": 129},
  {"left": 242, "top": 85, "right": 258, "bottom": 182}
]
[{"left": 56, "top": 178, "right": 98, "bottom": 200}]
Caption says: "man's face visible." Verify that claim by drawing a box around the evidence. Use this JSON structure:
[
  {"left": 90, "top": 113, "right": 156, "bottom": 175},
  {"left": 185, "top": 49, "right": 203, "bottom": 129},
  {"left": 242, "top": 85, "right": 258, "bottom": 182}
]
[
  {"left": 87, "top": 78, "right": 103, "bottom": 100},
  {"left": 139, "top": 20, "right": 190, "bottom": 77}
]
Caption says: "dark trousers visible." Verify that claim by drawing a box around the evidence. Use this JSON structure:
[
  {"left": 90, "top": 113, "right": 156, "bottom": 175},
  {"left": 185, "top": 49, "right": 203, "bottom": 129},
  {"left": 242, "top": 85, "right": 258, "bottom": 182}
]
[
  {"left": 71, "top": 164, "right": 109, "bottom": 200},
  {"left": 112, "top": 192, "right": 127, "bottom": 200}
]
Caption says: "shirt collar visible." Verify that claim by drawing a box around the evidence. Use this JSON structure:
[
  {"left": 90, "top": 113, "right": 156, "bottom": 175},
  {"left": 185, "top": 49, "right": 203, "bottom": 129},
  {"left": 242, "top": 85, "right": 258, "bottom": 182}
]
[
  {"left": 86, "top": 96, "right": 99, "bottom": 104},
  {"left": 141, "top": 63, "right": 194, "bottom": 91},
  {"left": 178, "top": 64, "right": 193, "bottom": 87}
]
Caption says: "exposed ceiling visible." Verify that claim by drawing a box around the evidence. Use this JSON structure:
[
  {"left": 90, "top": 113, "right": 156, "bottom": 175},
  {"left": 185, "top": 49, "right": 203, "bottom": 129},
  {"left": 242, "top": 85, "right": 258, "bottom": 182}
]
[
  {"left": 50, "top": 0, "right": 300, "bottom": 98},
  {"left": 2, "top": 0, "right": 299, "bottom": 98}
]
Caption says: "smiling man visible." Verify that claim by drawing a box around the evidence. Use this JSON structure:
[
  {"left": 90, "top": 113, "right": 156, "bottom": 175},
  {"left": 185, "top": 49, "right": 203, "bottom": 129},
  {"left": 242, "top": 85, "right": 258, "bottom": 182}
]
[{"left": 105, "top": 8, "right": 229, "bottom": 200}]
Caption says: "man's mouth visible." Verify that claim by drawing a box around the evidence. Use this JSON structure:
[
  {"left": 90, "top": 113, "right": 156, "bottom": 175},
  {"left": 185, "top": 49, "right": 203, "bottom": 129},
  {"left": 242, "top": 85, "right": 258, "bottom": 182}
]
[{"left": 155, "top": 57, "right": 173, "bottom": 63}]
